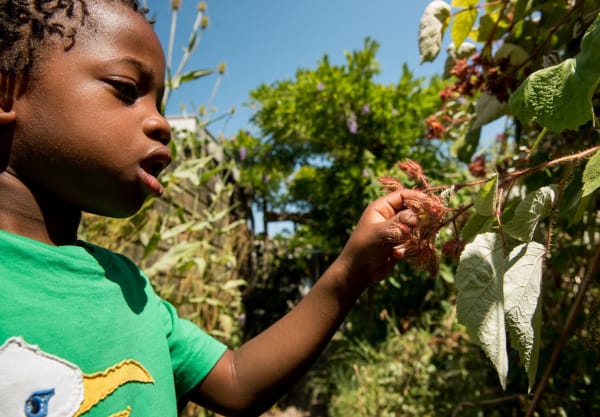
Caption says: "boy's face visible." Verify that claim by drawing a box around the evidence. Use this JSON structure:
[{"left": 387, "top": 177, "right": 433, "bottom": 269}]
[{"left": 8, "top": 2, "right": 172, "bottom": 218}]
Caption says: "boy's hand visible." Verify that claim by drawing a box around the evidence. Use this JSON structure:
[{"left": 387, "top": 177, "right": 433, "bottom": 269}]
[{"left": 336, "top": 189, "right": 426, "bottom": 284}]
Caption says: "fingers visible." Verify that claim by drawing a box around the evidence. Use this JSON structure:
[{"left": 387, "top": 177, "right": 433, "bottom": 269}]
[
  {"left": 392, "top": 208, "right": 418, "bottom": 226},
  {"left": 376, "top": 189, "right": 428, "bottom": 217},
  {"left": 382, "top": 209, "right": 415, "bottom": 244}
]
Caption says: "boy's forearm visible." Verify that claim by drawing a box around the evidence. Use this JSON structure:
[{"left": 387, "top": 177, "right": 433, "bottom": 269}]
[{"left": 193, "top": 256, "right": 368, "bottom": 416}]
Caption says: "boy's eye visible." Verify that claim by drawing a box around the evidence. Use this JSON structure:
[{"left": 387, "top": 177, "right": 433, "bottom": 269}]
[{"left": 109, "top": 80, "right": 139, "bottom": 104}]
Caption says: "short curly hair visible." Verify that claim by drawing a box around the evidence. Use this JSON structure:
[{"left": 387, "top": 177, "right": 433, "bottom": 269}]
[{"left": 0, "top": 0, "right": 145, "bottom": 74}]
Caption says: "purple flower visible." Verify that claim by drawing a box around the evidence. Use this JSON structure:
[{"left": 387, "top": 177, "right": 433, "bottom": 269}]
[
  {"left": 316, "top": 82, "right": 325, "bottom": 91},
  {"left": 239, "top": 146, "right": 247, "bottom": 161},
  {"left": 347, "top": 112, "right": 358, "bottom": 134},
  {"left": 361, "top": 104, "right": 371, "bottom": 114}
]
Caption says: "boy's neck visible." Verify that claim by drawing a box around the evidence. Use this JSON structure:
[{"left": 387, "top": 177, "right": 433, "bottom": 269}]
[{"left": 0, "top": 171, "right": 81, "bottom": 246}]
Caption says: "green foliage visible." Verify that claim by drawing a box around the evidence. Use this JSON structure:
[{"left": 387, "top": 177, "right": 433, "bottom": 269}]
[
  {"left": 416, "top": 0, "right": 600, "bottom": 410},
  {"left": 231, "top": 38, "right": 449, "bottom": 253},
  {"left": 312, "top": 309, "right": 503, "bottom": 417},
  {"left": 509, "top": 13, "right": 600, "bottom": 133},
  {"left": 583, "top": 149, "right": 600, "bottom": 197}
]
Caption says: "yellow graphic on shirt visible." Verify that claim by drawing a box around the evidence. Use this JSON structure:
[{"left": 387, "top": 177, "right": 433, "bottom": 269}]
[
  {"left": 76, "top": 359, "right": 154, "bottom": 416},
  {"left": 0, "top": 337, "right": 155, "bottom": 417}
]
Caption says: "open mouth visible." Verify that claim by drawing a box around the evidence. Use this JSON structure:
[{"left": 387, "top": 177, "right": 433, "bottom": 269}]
[
  {"left": 140, "top": 148, "right": 172, "bottom": 178},
  {"left": 141, "top": 160, "right": 167, "bottom": 178}
]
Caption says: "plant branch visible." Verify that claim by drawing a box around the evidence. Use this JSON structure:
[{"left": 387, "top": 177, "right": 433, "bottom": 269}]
[
  {"left": 428, "top": 145, "right": 600, "bottom": 194},
  {"left": 525, "top": 244, "right": 600, "bottom": 417}
]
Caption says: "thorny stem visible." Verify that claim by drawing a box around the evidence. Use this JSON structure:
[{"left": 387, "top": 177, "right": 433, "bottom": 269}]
[
  {"left": 428, "top": 145, "right": 600, "bottom": 194},
  {"left": 480, "top": 0, "right": 510, "bottom": 58},
  {"left": 525, "top": 245, "right": 600, "bottom": 417},
  {"left": 440, "top": 203, "right": 473, "bottom": 229},
  {"left": 545, "top": 164, "right": 574, "bottom": 251},
  {"left": 506, "top": 145, "right": 600, "bottom": 181},
  {"left": 495, "top": 185, "right": 507, "bottom": 248}
]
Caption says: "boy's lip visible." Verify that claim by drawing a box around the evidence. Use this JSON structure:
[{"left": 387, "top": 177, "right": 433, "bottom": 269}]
[
  {"left": 139, "top": 146, "right": 172, "bottom": 197},
  {"left": 141, "top": 146, "right": 172, "bottom": 175}
]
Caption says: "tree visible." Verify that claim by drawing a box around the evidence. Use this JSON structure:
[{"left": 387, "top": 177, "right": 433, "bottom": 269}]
[{"left": 230, "top": 38, "right": 449, "bottom": 253}]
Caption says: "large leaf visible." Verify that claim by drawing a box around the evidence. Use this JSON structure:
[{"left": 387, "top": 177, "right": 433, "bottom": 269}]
[
  {"left": 503, "top": 186, "right": 557, "bottom": 242},
  {"left": 456, "top": 232, "right": 508, "bottom": 389},
  {"left": 582, "top": 149, "right": 600, "bottom": 197},
  {"left": 508, "top": 13, "right": 600, "bottom": 132},
  {"left": 419, "top": 1, "right": 452, "bottom": 63},
  {"left": 504, "top": 242, "right": 545, "bottom": 391}
]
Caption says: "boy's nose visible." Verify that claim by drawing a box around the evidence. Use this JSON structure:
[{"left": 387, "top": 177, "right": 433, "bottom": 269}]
[{"left": 144, "top": 113, "right": 171, "bottom": 146}]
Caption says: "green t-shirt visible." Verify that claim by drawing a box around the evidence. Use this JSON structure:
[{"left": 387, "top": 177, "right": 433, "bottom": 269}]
[{"left": 0, "top": 230, "right": 227, "bottom": 417}]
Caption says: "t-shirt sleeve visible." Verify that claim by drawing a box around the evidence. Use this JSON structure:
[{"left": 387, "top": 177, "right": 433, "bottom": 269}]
[{"left": 160, "top": 300, "right": 228, "bottom": 398}]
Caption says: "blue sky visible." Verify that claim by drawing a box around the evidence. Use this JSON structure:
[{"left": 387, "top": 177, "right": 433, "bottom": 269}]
[{"left": 149, "top": 1, "right": 445, "bottom": 137}]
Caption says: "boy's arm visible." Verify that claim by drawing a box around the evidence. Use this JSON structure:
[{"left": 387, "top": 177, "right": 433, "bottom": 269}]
[{"left": 189, "top": 189, "right": 423, "bottom": 417}]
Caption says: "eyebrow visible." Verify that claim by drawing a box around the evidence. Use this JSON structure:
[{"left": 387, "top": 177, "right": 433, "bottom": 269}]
[
  {"left": 107, "top": 56, "right": 162, "bottom": 84},
  {"left": 107, "top": 56, "right": 165, "bottom": 97}
]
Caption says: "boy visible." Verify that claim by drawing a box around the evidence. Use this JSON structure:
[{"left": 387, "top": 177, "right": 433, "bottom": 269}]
[{"left": 0, "top": 1, "right": 421, "bottom": 416}]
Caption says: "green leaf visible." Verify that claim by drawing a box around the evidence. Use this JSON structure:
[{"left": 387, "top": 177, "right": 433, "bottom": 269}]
[
  {"left": 471, "top": 93, "right": 508, "bottom": 131},
  {"left": 504, "top": 242, "right": 545, "bottom": 391},
  {"left": 582, "top": 149, "right": 600, "bottom": 197},
  {"left": 477, "top": 11, "right": 509, "bottom": 42},
  {"left": 473, "top": 174, "right": 498, "bottom": 216},
  {"left": 503, "top": 186, "right": 557, "bottom": 242},
  {"left": 456, "top": 232, "right": 508, "bottom": 389},
  {"left": 451, "top": 126, "right": 480, "bottom": 162},
  {"left": 419, "top": 1, "right": 452, "bottom": 63},
  {"left": 451, "top": 0, "right": 478, "bottom": 6},
  {"left": 461, "top": 213, "right": 495, "bottom": 242},
  {"left": 508, "top": 13, "right": 600, "bottom": 132},
  {"left": 451, "top": 7, "right": 478, "bottom": 48},
  {"left": 180, "top": 68, "right": 216, "bottom": 83},
  {"left": 571, "top": 194, "right": 591, "bottom": 226}
]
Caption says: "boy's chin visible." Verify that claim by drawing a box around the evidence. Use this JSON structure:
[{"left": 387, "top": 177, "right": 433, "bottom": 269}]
[{"left": 85, "top": 197, "right": 150, "bottom": 219}]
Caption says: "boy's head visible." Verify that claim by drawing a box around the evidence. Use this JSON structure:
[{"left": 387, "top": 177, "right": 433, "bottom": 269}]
[
  {"left": 0, "top": 0, "right": 144, "bottom": 75},
  {"left": 0, "top": 0, "right": 172, "bottom": 219}
]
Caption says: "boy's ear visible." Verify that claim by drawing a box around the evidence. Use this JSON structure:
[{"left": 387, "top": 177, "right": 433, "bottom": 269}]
[{"left": 0, "top": 71, "right": 17, "bottom": 124}]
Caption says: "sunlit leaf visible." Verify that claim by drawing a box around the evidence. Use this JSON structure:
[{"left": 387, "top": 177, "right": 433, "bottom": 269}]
[
  {"left": 508, "top": 13, "right": 600, "bottom": 132},
  {"left": 179, "top": 68, "right": 216, "bottom": 84},
  {"left": 503, "top": 186, "right": 557, "bottom": 242},
  {"left": 451, "top": 7, "right": 478, "bottom": 48},
  {"left": 456, "top": 232, "right": 508, "bottom": 389},
  {"left": 504, "top": 242, "right": 545, "bottom": 391},
  {"left": 582, "top": 149, "right": 600, "bottom": 197},
  {"left": 451, "top": 0, "right": 478, "bottom": 6},
  {"left": 473, "top": 174, "right": 498, "bottom": 216},
  {"left": 419, "top": 1, "right": 452, "bottom": 63}
]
